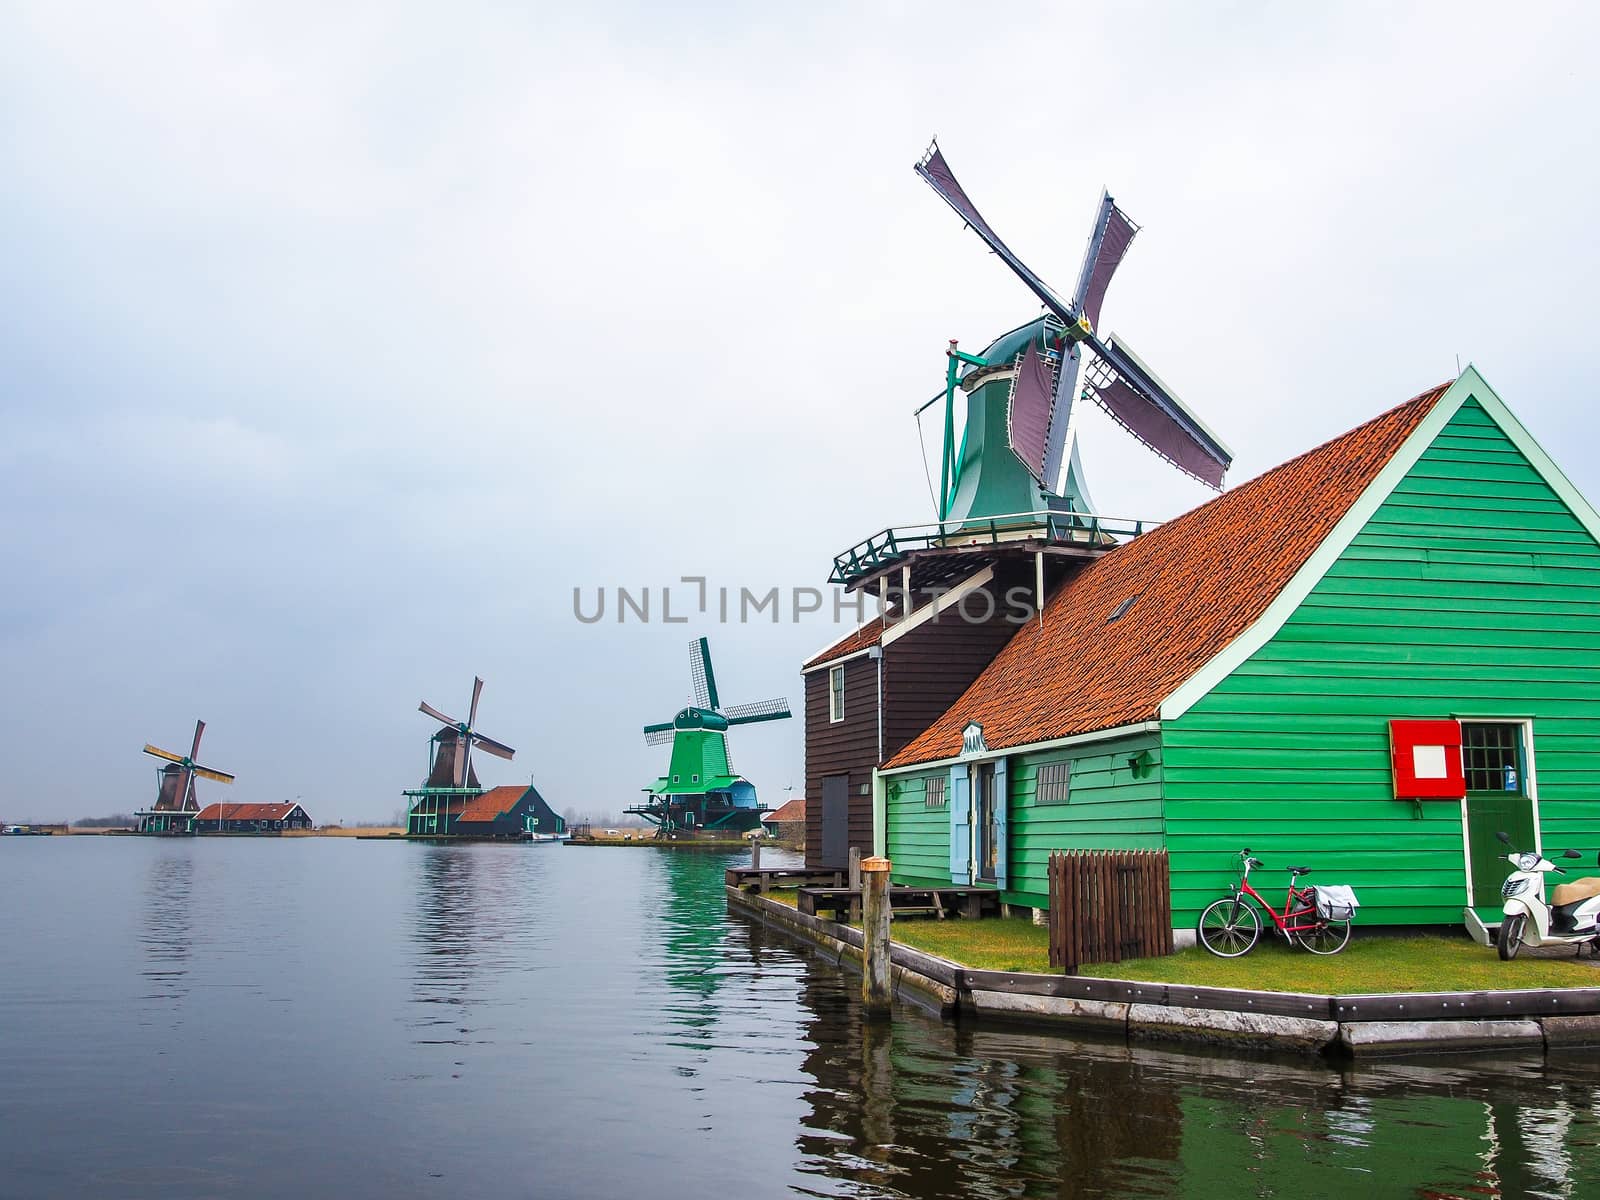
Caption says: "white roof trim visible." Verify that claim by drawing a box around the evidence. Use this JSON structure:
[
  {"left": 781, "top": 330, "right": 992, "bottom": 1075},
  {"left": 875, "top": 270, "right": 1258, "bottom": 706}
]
[
  {"left": 1161, "top": 367, "right": 1587, "bottom": 722},
  {"left": 879, "top": 721, "right": 1161, "bottom": 777},
  {"left": 880, "top": 564, "right": 996, "bottom": 648},
  {"left": 802, "top": 644, "right": 877, "bottom": 675}
]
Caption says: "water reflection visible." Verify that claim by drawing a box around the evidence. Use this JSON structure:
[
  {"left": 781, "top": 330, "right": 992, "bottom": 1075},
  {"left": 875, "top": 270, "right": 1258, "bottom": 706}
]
[
  {"left": 139, "top": 849, "right": 195, "bottom": 1005},
  {"left": 757, "top": 919, "right": 1600, "bottom": 1200},
  {"left": 652, "top": 850, "right": 734, "bottom": 1031}
]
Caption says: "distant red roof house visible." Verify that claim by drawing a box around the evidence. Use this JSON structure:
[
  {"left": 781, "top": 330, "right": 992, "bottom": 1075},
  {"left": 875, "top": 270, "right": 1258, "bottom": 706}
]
[
  {"left": 193, "top": 802, "right": 313, "bottom": 833},
  {"left": 763, "top": 797, "right": 806, "bottom": 826},
  {"left": 888, "top": 382, "right": 1452, "bottom": 767}
]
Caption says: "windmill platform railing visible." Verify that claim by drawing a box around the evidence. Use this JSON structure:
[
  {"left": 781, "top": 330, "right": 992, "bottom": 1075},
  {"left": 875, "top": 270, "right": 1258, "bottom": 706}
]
[
  {"left": 402, "top": 786, "right": 483, "bottom": 837},
  {"left": 830, "top": 508, "right": 1155, "bottom": 589}
]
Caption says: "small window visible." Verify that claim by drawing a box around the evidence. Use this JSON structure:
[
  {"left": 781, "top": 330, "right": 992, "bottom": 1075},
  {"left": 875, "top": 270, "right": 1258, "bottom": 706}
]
[
  {"left": 829, "top": 664, "right": 845, "bottom": 723},
  {"left": 1036, "top": 762, "right": 1071, "bottom": 805},
  {"left": 672, "top": 774, "right": 680, "bottom": 784},
  {"left": 924, "top": 776, "right": 947, "bottom": 809},
  {"left": 1107, "top": 596, "right": 1139, "bottom": 623},
  {"left": 692, "top": 773, "right": 699, "bottom": 783},
  {"left": 1462, "top": 722, "right": 1524, "bottom": 793}
]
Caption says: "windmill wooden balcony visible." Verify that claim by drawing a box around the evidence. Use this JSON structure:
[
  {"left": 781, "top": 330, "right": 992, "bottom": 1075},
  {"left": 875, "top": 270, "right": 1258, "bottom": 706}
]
[{"left": 829, "top": 507, "right": 1153, "bottom": 593}]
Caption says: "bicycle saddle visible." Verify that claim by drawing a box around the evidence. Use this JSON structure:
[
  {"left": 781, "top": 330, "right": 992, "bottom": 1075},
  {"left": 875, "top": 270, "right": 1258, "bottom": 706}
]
[{"left": 1288, "top": 866, "right": 1311, "bottom": 876}]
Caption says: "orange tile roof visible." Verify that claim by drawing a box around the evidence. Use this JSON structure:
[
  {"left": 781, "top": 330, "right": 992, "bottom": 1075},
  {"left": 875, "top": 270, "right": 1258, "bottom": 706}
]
[
  {"left": 886, "top": 383, "right": 1452, "bottom": 768},
  {"left": 456, "top": 785, "right": 525, "bottom": 823},
  {"left": 763, "top": 797, "right": 805, "bottom": 824},
  {"left": 195, "top": 802, "right": 303, "bottom": 821},
  {"left": 802, "top": 617, "right": 885, "bottom": 671}
]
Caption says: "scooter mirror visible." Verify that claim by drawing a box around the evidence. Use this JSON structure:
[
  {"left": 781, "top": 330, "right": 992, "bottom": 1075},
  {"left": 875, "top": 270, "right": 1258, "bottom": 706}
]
[
  {"left": 1495, "top": 831, "right": 1512, "bottom": 845},
  {"left": 1565, "top": 848, "right": 1583, "bottom": 859}
]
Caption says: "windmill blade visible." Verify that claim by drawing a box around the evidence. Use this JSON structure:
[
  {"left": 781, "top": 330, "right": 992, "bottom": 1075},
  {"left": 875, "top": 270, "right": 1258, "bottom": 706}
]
[
  {"left": 1041, "top": 341, "right": 1083, "bottom": 497},
  {"left": 644, "top": 728, "right": 677, "bottom": 747},
  {"left": 914, "top": 141, "right": 1073, "bottom": 324},
  {"left": 724, "top": 697, "right": 792, "bottom": 725},
  {"left": 1071, "top": 193, "right": 1139, "bottom": 333},
  {"left": 468, "top": 676, "right": 483, "bottom": 729},
  {"left": 189, "top": 719, "right": 206, "bottom": 761},
  {"left": 456, "top": 735, "right": 470, "bottom": 788},
  {"left": 1082, "top": 333, "right": 1232, "bottom": 489},
  {"left": 192, "top": 766, "right": 235, "bottom": 785},
  {"left": 143, "top": 744, "right": 185, "bottom": 764},
  {"left": 176, "top": 766, "right": 195, "bottom": 811},
  {"left": 471, "top": 732, "right": 516, "bottom": 761},
  {"left": 419, "top": 700, "right": 460, "bottom": 727},
  {"left": 1006, "top": 342, "right": 1053, "bottom": 484},
  {"left": 689, "top": 638, "right": 719, "bottom": 711}
]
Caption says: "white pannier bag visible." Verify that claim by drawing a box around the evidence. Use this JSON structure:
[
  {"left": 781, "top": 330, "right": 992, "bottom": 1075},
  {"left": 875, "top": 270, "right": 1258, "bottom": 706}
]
[{"left": 1314, "top": 885, "right": 1360, "bottom": 922}]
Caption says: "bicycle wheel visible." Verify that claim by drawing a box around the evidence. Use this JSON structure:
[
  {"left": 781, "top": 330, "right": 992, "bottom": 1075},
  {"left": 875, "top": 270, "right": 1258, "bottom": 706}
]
[
  {"left": 1295, "top": 919, "right": 1351, "bottom": 955},
  {"left": 1197, "top": 896, "right": 1261, "bottom": 958}
]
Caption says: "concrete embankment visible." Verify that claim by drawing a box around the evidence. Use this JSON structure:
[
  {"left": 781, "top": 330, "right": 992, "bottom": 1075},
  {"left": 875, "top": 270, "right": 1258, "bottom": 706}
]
[{"left": 728, "top": 887, "right": 1600, "bottom": 1059}]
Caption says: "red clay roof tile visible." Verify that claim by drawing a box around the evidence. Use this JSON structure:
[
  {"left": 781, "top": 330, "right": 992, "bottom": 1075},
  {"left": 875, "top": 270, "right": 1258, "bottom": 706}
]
[
  {"left": 802, "top": 617, "right": 885, "bottom": 671},
  {"left": 456, "top": 785, "right": 526, "bottom": 824},
  {"left": 885, "top": 382, "right": 1452, "bottom": 768},
  {"left": 763, "top": 797, "right": 806, "bottom": 824},
  {"left": 195, "top": 802, "right": 303, "bottom": 821}
]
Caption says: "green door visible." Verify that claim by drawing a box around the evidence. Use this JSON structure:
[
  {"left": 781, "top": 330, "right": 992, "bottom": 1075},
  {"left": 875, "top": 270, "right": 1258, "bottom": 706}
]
[{"left": 1460, "top": 722, "right": 1536, "bottom": 908}]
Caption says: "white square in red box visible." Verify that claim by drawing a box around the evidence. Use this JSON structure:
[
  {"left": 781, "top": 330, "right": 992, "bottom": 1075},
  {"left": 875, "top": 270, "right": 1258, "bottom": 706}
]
[{"left": 1390, "top": 719, "right": 1464, "bottom": 799}]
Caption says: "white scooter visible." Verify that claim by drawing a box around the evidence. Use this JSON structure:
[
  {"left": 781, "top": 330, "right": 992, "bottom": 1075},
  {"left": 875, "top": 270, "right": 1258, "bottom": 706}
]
[{"left": 1488, "top": 830, "right": 1600, "bottom": 961}]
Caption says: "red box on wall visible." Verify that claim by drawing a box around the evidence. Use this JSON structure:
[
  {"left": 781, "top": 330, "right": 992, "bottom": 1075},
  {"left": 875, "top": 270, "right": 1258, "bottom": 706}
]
[{"left": 1389, "top": 719, "right": 1465, "bottom": 799}]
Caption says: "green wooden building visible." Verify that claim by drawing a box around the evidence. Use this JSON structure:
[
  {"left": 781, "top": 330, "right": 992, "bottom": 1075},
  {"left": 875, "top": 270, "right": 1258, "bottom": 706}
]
[{"left": 874, "top": 370, "right": 1600, "bottom": 929}]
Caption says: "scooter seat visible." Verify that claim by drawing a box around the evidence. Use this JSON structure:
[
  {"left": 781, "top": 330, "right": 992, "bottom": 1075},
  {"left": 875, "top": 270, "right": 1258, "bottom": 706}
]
[{"left": 1551, "top": 876, "right": 1600, "bottom": 906}]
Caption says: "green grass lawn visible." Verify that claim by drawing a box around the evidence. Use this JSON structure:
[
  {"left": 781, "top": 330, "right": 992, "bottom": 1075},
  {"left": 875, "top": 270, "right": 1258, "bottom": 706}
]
[{"left": 886, "top": 917, "right": 1600, "bottom": 993}]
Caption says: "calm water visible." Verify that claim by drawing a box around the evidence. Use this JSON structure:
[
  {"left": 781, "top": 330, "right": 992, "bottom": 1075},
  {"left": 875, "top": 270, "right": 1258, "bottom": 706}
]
[{"left": 3, "top": 838, "right": 1599, "bottom": 1199}]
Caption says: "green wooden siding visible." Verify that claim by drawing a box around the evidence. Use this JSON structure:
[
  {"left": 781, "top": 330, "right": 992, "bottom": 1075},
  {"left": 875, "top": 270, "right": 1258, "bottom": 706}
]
[
  {"left": 885, "top": 771, "right": 952, "bottom": 887},
  {"left": 1164, "top": 397, "right": 1600, "bottom": 925},
  {"left": 1001, "top": 733, "right": 1164, "bottom": 909},
  {"left": 885, "top": 731, "right": 1163, "bottom": 906}
]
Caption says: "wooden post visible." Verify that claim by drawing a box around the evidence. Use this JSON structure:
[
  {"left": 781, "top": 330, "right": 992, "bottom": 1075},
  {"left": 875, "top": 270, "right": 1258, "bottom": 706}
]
[
  {"left": 861, "top": 855, "right": 892, "bottom": 1018},
  {"left": 848, "top": 846, "right": 862, "bottom": 893},
  {"left": 751, "top": 836, "right": 761, "bottom": 871}
]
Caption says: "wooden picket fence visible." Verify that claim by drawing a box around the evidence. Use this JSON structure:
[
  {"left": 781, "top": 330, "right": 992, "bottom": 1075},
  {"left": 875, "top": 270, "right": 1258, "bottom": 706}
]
[{"left": 1048, "top": 849, "right": 1174, "bottom": 973}]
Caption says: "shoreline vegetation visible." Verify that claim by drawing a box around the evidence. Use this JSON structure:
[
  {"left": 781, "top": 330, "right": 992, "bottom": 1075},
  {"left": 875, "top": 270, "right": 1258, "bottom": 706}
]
[{"left": 756, "top": 890, "right": 1599, "bottom": 993}]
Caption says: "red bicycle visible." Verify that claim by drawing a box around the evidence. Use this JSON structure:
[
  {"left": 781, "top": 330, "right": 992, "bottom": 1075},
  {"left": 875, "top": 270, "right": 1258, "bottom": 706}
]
[{"left": 1197, "top": 849, "right": 1352, "bottom": 957}]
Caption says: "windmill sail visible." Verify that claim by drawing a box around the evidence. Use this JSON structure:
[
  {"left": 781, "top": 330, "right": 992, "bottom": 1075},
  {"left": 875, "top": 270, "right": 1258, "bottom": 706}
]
[
  {"left": 643, "top": 727, "right": 676, "bottom": 747},
  {"left": 723, "top": 697, "right": 792, "bottom": 725},
  {"left": 1043, "top": 195, "right": 1137, "bottom": 495},
  {"left": 689, "top": 637, "right": 719, "bottom": 711},
  {"left": 1083, "top": 336, "right": 1231, "bottom": 488},
  {"left": 1073, "top": 194, "right": 1139, "bottom": 332},
  {"left": 1007, "top": 341, "right": 1054, "bottom": 483},
  {"left": 915, "top": 143, "right": 1073, "bottom": 323}
]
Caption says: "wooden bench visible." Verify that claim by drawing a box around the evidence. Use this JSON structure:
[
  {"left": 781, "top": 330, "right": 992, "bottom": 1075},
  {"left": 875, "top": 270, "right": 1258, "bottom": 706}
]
[{"left": 797, "top": 885, "right": 1002, "bottom": 922}]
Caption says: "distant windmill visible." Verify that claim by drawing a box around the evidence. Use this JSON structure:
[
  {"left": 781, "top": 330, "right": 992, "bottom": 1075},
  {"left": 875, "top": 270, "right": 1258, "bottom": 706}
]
[
  {"left": 630, "top": 638, "right": 791, "bottom": 837},
  {"left": 407, "top": 677, "right": 516, "bottom": 836},
  {"left": 913, "top": 139, "right": 1232, "bottom": 523},
  {"left": 138, "top": 720, "right": 234, "bottom": 835}
]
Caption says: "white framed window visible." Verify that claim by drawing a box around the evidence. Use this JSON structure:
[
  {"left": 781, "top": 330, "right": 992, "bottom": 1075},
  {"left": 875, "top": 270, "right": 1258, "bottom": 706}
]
[
  {"left": 829, "top": 664, "right": 845, "bottom": 723},
  {"left": 924, "top": 776, "right": 947, "bottom": 809},
  {"left": 1036, "top": 762, "right": 1071, "bottom": 805}
]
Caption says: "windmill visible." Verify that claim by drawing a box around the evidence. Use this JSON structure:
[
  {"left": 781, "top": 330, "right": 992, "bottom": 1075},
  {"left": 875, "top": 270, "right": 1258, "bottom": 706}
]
[
  {"left": 406, "top": 676, "right": 517, "bottom": 837},
  {"left": 629, "top": 638, "right": 791, "bottom": 837},
  {"left": 137, "top": 720, "right": 234, "bottom": 835},
  {"left": 913, "top": 139, "right": 1233, "bottom": 528}
]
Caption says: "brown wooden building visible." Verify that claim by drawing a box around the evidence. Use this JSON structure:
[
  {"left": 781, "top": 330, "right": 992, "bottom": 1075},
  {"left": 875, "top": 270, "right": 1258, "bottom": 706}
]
[{"left": 801, "top": 559, "right": 1064, "bottom": 867}]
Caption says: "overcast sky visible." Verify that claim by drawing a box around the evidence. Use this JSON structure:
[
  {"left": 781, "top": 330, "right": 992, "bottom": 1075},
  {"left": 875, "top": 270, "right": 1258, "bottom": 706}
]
[{"left": 3, "top": 2, "right": 1597, "bottom": 823}]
